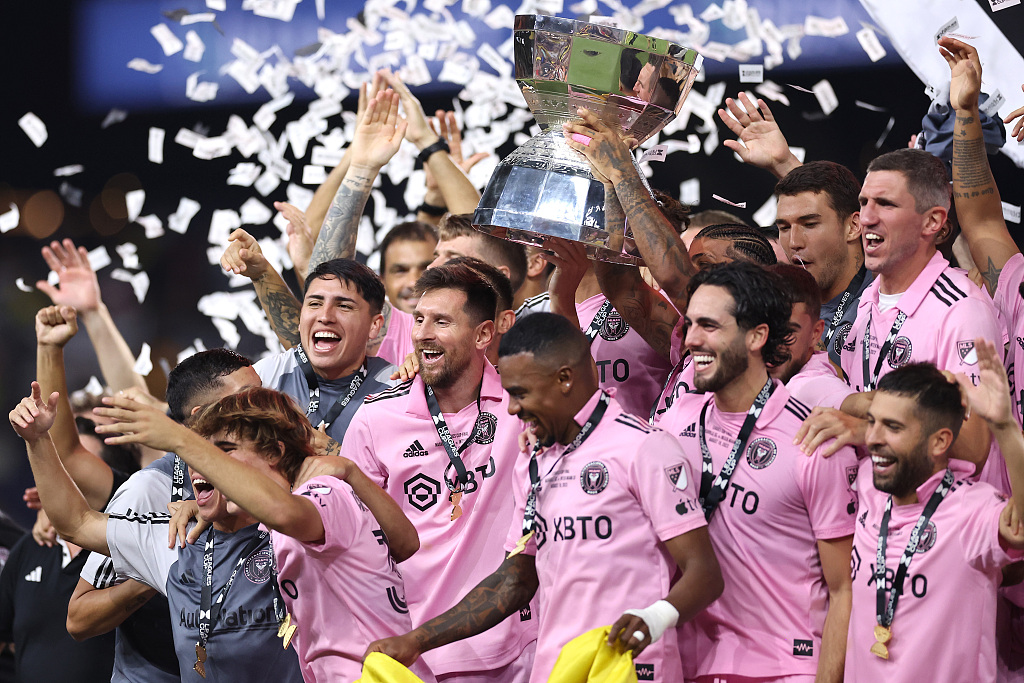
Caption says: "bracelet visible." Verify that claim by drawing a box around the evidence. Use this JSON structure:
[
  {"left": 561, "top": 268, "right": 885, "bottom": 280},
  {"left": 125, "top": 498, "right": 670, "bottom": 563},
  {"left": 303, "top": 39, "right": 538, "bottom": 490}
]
[
  {"left": 417, "top": 202, "right": 447, "bottom": 217},
  {"left": 416, "top": 138, "right": 450, "bottom": 165}
]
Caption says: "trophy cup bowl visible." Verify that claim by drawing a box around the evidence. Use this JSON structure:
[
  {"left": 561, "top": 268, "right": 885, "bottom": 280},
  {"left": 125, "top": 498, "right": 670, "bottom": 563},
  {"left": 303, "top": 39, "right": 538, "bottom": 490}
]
[{"left": 473, "top": 15, "right": 703, "bottom": 266}]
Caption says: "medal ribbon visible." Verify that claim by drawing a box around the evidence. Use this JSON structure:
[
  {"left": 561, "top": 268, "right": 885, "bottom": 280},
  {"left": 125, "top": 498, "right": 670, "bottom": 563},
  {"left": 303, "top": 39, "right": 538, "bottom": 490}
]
[
  {"left": 583, "top": 300, "right": 614, "bottom": 345},
  {"left": 823, "top": 266, "right": 868, "bottom": 345},
  {"left": 425, "top": 383, "right": 483, "bottom": 491},
  {"left": 861, "top": 310, "right": 908, "bottom": 392},
  {"left": 171, "top": 455, "right": 186, "bottom": 503},
  {"left": 875, "top": 468, "right": 954, "bottom": 629},
  {"left": 196, "top": 528, "right": 273, "bottom": 658},
  {"left": 521, "top": 391, "right": 611, "bottom": 536},
  {"left": 649, "top": 354, "right": 688, "bottom": 426},
  {"left": 293, "top": 344, "right": 367, "bottom": 429},
  {"left": 698, "top": 377, "right": 776, "bottom": 521}
]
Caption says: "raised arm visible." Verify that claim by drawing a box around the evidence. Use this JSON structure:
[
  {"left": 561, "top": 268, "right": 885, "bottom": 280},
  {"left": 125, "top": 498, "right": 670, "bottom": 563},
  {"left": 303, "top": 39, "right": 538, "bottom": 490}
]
[
  {"left": 67, "top": 575, "right": 157, "bottom": 640},
  {"left": 417, "top": 110, "right": 490, "bottom": 226},
  {"left": 95, "top": 398, "right": 325, "bottom": 543},
  {"left": 36, "top": 239, "right": 149, "bottom": 395},
  {"left": 35, "top": 306, "right": 114, "bottom": 510},
  {"left": 383, "top": 71, "right": 481, "bottom": 216},
  {"left": 9, "top": 383, "right": 110, "bottom": 555},
  {"left": 221, "top": 228, "right": 302, "bottom": 349},
  {"left": 365, "top": 554, "right": 539, "bottom": 666},
  {"left": 539, "top": 238, "right": 588, "bottom": 329},
  {"left": 564, "top": 109, "right": 697, "bottom": 307},
  {"left": 717, "top": 93, "right": 802, "bottom": 179},
  {"left": 593, "top": 181, "right": 680, "bottom": 361},
  {"left": 307, "top": 89, "right": 407, "bottom": 271},
  {"left": 940, "top": 37, "right": 1019, "bottom": 295}
]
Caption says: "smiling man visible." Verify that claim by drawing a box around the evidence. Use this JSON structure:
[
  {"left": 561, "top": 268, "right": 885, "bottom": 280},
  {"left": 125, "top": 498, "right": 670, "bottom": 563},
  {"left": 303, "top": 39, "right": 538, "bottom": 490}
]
[
  {"left": 659, "top": 261, "right": 858, "bottom": 683},
  {"left": 378, "top": 222, "right": 438, "bottom": 314},
  {"left": 340, "top": 262, "right": 537, "bottom": 681},
  {"left": 253, "top": 259, "right": 396, "bottom": 444}
]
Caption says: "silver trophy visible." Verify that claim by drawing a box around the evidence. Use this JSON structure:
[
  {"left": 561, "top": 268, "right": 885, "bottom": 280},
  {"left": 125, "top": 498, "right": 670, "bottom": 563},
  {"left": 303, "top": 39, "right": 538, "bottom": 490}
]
[{"left": 473, "top": 15, "right": 703, "bottom": 265}]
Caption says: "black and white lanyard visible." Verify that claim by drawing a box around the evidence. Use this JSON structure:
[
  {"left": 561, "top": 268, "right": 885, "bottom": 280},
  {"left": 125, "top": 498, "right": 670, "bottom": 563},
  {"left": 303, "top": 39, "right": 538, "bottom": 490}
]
[
  {"left": 425, "top": 383, "right": 483, "bottom": 492},
  {"left": 195, "top": 529, "right": 287, "bottom": 677},
  {"left": 875, "top": 468, "right": 954, "bottom": 630},
  {"left": 649, "top": 354, "right": 688, "bottom": 426},
  {"left": 172, "top": 455, "right": 186, "bottom": 503},
  {"left": 583, "top": 300, "right": 614, "bottom": 344},
  {"left": 294, "top": 344, "right": 367, "bottom": 429},
  {"left": 698, "top": 377, "right": 775, "bottom": 521},
  {"left": 521, "top": 391, "right": 610, "bottom": 536},
  {"left": 823, "top": 266, "right": 868, "bottom": 345},
  {"left": 862, "top": 310, "right": 908, "bottom": 391}
]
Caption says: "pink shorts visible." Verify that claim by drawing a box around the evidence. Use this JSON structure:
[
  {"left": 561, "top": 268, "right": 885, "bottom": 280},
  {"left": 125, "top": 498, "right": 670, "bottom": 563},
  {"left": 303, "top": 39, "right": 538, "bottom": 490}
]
[
  {"left": 435, "top": 641, "right": 535, "bottom": 683},
  {"left": 693, "top": 676, "right": 815, "bottom": 683}
]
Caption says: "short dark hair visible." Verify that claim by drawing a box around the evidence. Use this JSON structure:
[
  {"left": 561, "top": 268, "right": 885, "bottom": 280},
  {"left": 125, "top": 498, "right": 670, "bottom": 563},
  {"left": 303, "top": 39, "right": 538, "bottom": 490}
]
[
  {"left": 652, "top": 189, "right": 690, "bottom": 235},
  {"left": 499, "top": 312, "right": 591, "bottom": 367},
  {"left": 166, "top": 349, "right": 253, "bottom": 422},
  {"left": 774, "top": 161, "right": 861, "bottom": 221},
  {"left": 415, "top": 261, "right": 498, "bottom": 326},
  {"left": 378, "top": 221, "right": 437, "bottom": 275},
  {"left": 187, "top": 388, "right": 314, "bottom": 486},
  {"left": 867, "top": 149, "right": 951, "bottom": 213},
  {"left": 440, "top": 214, "right": 528, "bottom": 292},
  {"left": 694, "top": 223, "right": 777, "bottom": 266},
  {"left": 687, "top": 261, "right": 793, "bottom": 367},
  {"left": 304, "top": 258, "right": 386, "bottom": 316},
  {"left": 447, "top": 256, "right": 514, "bottom": 313},
  {"left": 769, "top": 263, "right": 822, "bottom": 320},
  {"left": 876, "top": 363, "right": 965, "bottom": 440}
]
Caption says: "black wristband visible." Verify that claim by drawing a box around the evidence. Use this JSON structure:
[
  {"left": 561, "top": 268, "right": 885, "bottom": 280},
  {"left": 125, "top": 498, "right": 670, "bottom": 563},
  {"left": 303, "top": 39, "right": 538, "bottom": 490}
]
[
  {"left": 416, "top": 138, "right": 450, "bottom": 165},
  {"left": 417, "top": 202, "right": 447, "bottom": 217}
]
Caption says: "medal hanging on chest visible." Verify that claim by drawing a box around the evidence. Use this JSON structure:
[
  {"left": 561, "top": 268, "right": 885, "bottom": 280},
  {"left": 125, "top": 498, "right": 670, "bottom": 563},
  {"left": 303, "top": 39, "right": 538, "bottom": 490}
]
[
  {"left": 194, "top": 643, "right": 207, "bottom": 678},
  {"left": 425, "top": 383, "right": 483, "bottom": 523}
]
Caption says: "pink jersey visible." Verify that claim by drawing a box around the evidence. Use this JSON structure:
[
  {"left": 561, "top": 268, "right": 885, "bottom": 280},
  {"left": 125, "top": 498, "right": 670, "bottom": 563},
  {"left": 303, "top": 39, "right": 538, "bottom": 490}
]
[
  {"left": 376, "top": 307, "right": 415, "bottom": 367},
  {"left": 651, "top": 357, "right": 695, "bottom": 424},
  {"left": 576, "top": 293, "right": 675, "bottom": 417},
  {"left": 271, "top": 476, "right": 436, "bottom": 683},
  {"left": 340, "top": 363, "right": 536, "bottom": 676},
  {"left": 846, "top": 459, "right": 1021, "bottom": 683},
  {"left": 502, "top": 390, "right": 706, "bottom": 683},
  {"left": 660, "top": 381, "right": 858, "bottom": 679},
  {"left": 838, "top": 251, "right": 1006, "bottom": 391},
  {"left": 785, "top": 351, "right": 855, "bottom": 410},
  {"left": 993, "top": 252, "right": 1024, "bottom": 427}
]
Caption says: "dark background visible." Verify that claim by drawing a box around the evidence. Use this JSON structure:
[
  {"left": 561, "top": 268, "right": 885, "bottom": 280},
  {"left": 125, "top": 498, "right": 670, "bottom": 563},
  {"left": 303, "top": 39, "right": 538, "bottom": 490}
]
[{"left": 1, "top": 0, "right": 1022, "bottom": 529}]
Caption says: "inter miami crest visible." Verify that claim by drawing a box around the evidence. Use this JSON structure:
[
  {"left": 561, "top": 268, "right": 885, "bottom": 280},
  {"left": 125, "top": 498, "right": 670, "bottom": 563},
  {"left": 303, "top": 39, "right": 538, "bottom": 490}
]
[
  {"left": 835, "top": 322, "right": 855, "bottom": 355},
  {"left": 599, "top": 311, "right": 629, "bottom": 341},
  {"left": 957, "top": 340, "right": 978, "bottom": 365},
  {"left": 474, "top": 412, "right": 498, "bottom": 444},
  {"left": 580, "top": 461, "right": 610, "bottom": 495},
  {"left": 915, "top": 520, "right": 938, "bottom": 553},
  {"left": 887, "top": 336, "right": 913, "bottom": 368},
  {"left": 745, "top": 437, "right": 777, "bottom": 469},
  {"left": 244, "top": 548, "right": 274, "bottom": 584}
]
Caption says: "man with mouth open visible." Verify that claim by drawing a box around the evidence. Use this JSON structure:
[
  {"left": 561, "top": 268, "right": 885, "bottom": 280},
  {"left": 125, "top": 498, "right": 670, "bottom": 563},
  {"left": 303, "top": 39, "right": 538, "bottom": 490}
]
[
  {"left": 658, "top": 261, "right": 859, "bottom": 683},
  {"left": 365, "top": 312, "right": 723, "bottom": 683},
  {"left": 844, "top": 348, "right": 1024, "bottom": 683},
  {"left": 340, "top": 261, "right": 537, "bottom": 681}
]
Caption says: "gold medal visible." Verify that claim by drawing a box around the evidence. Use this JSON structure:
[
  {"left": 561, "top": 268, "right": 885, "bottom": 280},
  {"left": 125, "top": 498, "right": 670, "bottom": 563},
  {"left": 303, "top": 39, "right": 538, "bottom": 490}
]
[
  {"left": 507, "top": 531, "right": 534, "bottom": 558},
  {"left": 277, "top": 613, "right": 291, "bottom": 638},
  {"left": 194, "top": 643, "right": 207, "bottom": 678},
  {"left": 450, "top": 490, "right": 463, "bottom": 521},
  {"left": 281, "top": 621, "right": 297, "bottom": 650},
  {"left": 871, "top": 624, "right": 891, "bottom": 659}
]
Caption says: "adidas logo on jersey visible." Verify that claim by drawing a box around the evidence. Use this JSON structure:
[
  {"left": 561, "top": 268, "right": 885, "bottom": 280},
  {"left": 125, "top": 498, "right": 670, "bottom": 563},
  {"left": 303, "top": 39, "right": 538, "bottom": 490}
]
[
  {"left": 403, "top": 440, "right": 429, "bottom": 458},
  {"left": 24, "top": 566, "right": 42, "bottom": 583},
  {"left": 679, "top": 422, "right": 697, "bottom": 438},
  {"left": 1018, "top": 337, "right": 1024, "bottom": 351}
]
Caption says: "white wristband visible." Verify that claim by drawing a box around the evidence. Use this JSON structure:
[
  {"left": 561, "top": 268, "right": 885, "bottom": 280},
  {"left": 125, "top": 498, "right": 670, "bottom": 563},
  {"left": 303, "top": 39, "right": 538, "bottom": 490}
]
[{"left": 622, "top": 599, "right": 679, "bottom": 644}]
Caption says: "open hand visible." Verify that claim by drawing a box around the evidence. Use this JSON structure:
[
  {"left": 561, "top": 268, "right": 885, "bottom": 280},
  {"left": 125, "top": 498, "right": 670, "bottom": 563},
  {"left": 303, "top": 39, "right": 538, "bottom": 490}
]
[
  {"left": 10, "top": 381, "right": 59, "bottom": 442},
  {"left": 36, "top": 239, "right": 102, "bottom": 313},
  {"left": 220, "top": 228, "right": 269, "bottom": 280}
]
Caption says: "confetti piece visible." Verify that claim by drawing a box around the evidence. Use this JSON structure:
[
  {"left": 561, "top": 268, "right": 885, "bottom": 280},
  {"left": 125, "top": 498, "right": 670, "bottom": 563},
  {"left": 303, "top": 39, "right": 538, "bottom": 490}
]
[
  {"left": 133, "top": 342, "right": 153, "bottom": 376},
  {"left": 149, "top": 127, "right": 165, "bottom": 164},
  {"left": 128, "top": 58, "right": 164, "bottom": 74},
  {"left": 53, "top": 165, "right": 84, "bottom": 177},
  {"left": 150, "top": 23, "right": 184, "bottom": 56},
  {"left": 712, "top": 193, "right": 746, "bottom": 209},
  {"left": 19, "top": 112, "right": 47, "bottom": 147}
]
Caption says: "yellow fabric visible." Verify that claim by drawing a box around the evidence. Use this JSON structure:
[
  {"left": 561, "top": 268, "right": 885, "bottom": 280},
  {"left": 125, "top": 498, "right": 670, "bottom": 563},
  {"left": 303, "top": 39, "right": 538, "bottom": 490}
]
[
  {"left": 547, "top": 626, "right": 638, "bottom": 683},
  {"left": 353, "top": 652, "right": 425, "bottom": 683}
]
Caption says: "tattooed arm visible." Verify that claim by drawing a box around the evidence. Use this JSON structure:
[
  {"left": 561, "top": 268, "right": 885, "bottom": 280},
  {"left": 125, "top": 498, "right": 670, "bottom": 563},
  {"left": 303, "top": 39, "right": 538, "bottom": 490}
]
[
  {"left": 594, "top": 185, "right": 680, "bottom": 361},
  {"left": 940, "top": 37, "right": 1019, "bottom": 295},
  {"left": 221, "top": 228, "right": 301, "bottom": 348},
  {"left": 364, "top": 554, "right": 539, "bottom": 665}
]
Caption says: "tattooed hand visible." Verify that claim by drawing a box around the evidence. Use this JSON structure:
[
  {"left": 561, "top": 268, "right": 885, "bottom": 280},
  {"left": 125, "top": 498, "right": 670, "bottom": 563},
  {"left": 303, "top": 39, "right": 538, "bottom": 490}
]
[{"left": 562, "top": 108, "right": 636, "bottom": 186}]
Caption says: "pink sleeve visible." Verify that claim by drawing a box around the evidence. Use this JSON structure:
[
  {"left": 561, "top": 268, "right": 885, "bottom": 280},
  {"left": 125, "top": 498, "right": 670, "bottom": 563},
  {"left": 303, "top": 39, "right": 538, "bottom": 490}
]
[
  {"left": 669, "top": 317, "right": 685, "bottom": 367},
  {"left": 628, "top": 430, "right": 707, "bottom": 541},
  {"left": 502, "top": 453, "right": 535, "bottom": 556},
  {"left": 786, "top": 374, "right": 855, "bottom": 411},
  {"left": 339, "top": 411, "right": 387, "bottom": 487},
  {"left": 294, "top": 476, "right": 362, "bottom": 555},
  {"left": 935, "top": 298, "right": 1007, "bottom": 374},
  {"left": 958, "top": 485, "right": 1024, "bottom": 572},
  {"left": 376, "top": 308, "right": 415, "bottom": 366},
  {"left": 798, "top": 445, "right": 859, "bottom": 540},
  {"left": 993, "top": 253, "right": 1024, "bottom": 325}
]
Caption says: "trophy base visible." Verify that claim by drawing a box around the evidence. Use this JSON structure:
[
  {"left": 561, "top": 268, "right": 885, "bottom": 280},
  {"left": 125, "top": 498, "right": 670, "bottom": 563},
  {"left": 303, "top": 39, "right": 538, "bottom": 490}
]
[{"left": 472, "top": 129, "right": 646, "bottom": 267}]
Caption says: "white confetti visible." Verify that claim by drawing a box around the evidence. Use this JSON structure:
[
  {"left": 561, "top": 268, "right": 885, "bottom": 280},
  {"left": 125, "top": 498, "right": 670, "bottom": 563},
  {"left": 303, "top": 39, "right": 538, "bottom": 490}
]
[
  {"left": 137, "top": 215, "right": 165, "bottom": 239},
  {"left": 1004, "top": 202, "right": 1022, "bottom": 225},
  {"left": 812, "top": 79, "right": 839, "bottom": 116},
  {"left": 184, "top": 30, "right": 206, "bottom": 62},
  {"left": 149, "top": 127, "right": 165, "bottom": 164},
  {"left": 150, "top": 23, "right": 184, "bottom": 56},
  {"left": 934, "top": 17, "right": 958, "bottom": 44},
  {"left": 132, "top": 343, "right": 153, "bottom": 376},
  {"left": 111, "top": 268, "right": 151, "bottom": 303},
  {"left": 15, "top": 278, "right": 32, "bottom": 292},
  {"left": 169, "top": 197, "right": 201, "bottom": 234},
  {"left": 712, "top": 193, "right": 746, "bottom": 209},
  {"left": 212, "top": 318, "right": 242, "bottom": 349},
  {"left": 53, "top": 165, "right": 84, "bottom": 177},
  {"left": 856, "top": 27, "right": 886, "bottom": 63},
  {"left": 739, "top": 64, "right": 764, "bottom": 83},
  {"left": 989, "top": 0, "right": 1021, "bottom": 10},
  {"left": 752, "top": 195, "right": 778, "bottom": 228},
  {"left": 5, "top": 203, "right": 23, "bottom": 233},
  {"left": 640, "top": 145, "right": 668, "bottom": 163},
  {"left": 127, "top": 58, "right": 164, "bottom": 74},
  {"left": 680, "top": 178, "right": 701, "bottom": 206},
  {"left": 116, "top": 243, "right": 140, "bottom": 270},
  {"left": 302, "top": 165, "right": 327, "bottom": 185},
  {"left": 100, "top": 109, "right": 127, "bottom": 129},
  {"left": 18, "top": 112, "right": 47, "bottom": 147},
  {"left": 125, "top": 190, "right": 146, "bottom": 222},
  {"left": 87, "top": 246, "right": 112, "bottom": 272},
  {"left": 804, "top": 16, "right": 849, "bottom": 38}
]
